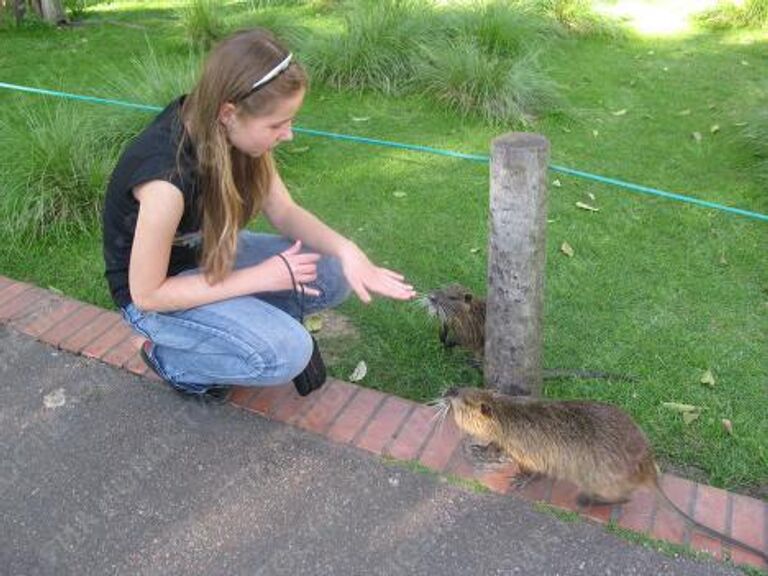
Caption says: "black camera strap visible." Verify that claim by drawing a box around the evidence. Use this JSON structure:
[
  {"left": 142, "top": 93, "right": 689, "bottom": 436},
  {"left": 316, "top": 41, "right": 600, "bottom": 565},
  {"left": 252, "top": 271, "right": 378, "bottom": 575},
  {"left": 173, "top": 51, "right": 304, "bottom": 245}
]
[
  {"left": 275, "top": 252, "right": 326, "bottom": 396},
  {"left": 275, "top": 252, "right": 305, "bottom": 323}
]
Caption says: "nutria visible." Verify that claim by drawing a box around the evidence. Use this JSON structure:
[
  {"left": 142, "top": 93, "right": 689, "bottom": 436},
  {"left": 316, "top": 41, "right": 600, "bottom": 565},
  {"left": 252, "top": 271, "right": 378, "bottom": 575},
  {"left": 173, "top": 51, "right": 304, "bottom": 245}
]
[
  {"left": 440, "top": 386, "right": 767, "bottom": 563},
  {"left": 422, "top": 284, "right": 635, "bottom": 382}
]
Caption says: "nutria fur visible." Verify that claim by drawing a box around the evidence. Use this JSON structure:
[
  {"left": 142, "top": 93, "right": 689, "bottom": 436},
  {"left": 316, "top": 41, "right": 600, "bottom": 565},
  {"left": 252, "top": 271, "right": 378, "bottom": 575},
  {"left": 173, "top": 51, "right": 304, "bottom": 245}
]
[
  {"left": 423, "top": 284, "right": 635, "bottom": 382},
  {"left": 424, "top": 284, "right": 486, "bottom": 358},
  {"left": 442, "top": 387, "right": 767, "bottom": 562}
]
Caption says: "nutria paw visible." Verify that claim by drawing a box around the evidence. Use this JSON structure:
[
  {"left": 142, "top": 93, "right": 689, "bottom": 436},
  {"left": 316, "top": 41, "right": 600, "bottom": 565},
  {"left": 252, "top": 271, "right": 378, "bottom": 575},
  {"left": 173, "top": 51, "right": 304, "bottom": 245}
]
[
  {"left": 465, "top": 440, "right": 508, "bottom": 464},
  {"left": 577, "top": 494, "right": 629, "bottom": 507},
  {"left": 510, "top": 471, "right": 545, "bottom": 489}
]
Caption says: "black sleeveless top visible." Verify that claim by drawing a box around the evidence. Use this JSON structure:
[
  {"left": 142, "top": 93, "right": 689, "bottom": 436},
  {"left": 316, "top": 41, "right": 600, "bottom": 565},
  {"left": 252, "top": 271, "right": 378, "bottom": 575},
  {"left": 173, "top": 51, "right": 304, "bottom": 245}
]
[{"left": 102, "top": 97, "right": 203, "bottom": 308}]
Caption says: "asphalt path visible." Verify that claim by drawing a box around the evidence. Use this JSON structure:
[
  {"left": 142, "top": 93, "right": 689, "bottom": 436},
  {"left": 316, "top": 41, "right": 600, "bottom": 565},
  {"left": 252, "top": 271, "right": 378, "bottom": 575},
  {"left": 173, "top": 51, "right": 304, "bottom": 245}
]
[{"left": 0, "top": 326, "right": 740, "bottom": 576}]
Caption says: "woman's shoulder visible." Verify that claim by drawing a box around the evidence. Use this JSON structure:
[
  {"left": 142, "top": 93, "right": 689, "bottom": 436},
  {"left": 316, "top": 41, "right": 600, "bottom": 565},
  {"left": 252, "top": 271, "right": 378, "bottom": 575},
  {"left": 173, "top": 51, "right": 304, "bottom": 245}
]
[{"left": 136, "top": 96, "right": 186, "bottom": 149}]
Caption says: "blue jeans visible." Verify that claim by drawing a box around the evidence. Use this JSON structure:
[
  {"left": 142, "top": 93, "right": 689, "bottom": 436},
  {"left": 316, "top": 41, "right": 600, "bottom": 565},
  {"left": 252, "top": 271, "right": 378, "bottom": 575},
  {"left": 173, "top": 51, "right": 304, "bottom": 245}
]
[{"left": 121, "top": 232, "right": 350, "bottom": 392}]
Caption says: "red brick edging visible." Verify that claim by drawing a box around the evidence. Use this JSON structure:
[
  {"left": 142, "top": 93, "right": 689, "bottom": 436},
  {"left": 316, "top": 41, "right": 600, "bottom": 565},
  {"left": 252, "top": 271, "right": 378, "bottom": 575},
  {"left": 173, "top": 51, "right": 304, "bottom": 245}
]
[{"left": 1, "top": 275, "right": 765, "bottom": 571}]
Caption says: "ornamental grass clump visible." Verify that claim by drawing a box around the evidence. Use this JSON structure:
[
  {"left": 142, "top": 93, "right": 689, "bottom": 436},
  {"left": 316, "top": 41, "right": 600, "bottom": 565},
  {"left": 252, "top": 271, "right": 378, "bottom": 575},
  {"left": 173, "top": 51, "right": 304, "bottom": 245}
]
[
  {"left": 100, "top": 43, "right": 201, "bottom": 141},
  {"left": 697, "top": 0, "right": 768, "bottom": 30},
  {"left": 415, "top": 38, "right": 562, "bottom": 125},
  {"left": 178, "top": 0, "right": 227, "bottom": 49},
  {"left": 0, "top": 102, "right": 120, "bottom": 238},
  {"left": 444, "top": 0, "right": 560, "bottom": 58},
  {"left": 299, "top": 0, "right": 433, "bottom": 93}
]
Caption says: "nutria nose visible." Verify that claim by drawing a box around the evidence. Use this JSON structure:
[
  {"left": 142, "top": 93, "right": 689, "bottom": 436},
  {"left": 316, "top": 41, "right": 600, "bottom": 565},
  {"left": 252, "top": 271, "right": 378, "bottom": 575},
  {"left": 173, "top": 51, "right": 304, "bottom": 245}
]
[{"left": 444, "top": 387, "right": 459, "bottom": 398}]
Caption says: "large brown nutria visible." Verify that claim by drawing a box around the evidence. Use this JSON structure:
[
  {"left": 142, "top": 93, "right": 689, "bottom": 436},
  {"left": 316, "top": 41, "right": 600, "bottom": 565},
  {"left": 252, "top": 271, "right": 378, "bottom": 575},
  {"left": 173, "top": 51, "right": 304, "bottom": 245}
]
[
  {"left": 440, "top": 387, "right": 767, "bottom": 563},
  {"left": 422, "top": 284, "right": 635, "bottom": 382}
]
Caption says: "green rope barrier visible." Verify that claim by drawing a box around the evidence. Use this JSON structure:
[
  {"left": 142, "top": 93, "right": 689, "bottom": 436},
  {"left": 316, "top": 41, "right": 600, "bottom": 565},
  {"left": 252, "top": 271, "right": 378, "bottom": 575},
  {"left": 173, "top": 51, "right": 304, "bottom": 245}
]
[{"left": 1, "top": 81, "right": 766, "bottom": 223}]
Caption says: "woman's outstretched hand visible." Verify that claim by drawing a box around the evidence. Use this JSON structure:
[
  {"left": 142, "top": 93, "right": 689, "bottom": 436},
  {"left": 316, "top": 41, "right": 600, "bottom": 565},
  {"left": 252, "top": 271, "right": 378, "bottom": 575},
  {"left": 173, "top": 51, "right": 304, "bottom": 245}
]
[{"left": 338, "top": 242, "right": 416, "bottom": 303}]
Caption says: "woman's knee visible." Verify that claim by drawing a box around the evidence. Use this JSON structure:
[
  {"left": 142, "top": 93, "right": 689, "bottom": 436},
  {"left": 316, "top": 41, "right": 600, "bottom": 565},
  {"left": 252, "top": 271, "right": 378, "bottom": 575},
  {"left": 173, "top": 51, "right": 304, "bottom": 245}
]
[{"left": 243, "top": 322, "right": 313, "bottom": 384}]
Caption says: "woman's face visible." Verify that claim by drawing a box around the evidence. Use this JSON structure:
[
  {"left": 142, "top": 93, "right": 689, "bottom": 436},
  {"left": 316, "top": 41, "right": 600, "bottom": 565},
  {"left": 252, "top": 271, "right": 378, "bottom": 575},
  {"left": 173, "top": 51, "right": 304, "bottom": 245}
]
[{"left": 221, "top": 88, "right": 305, "bottom": 157}]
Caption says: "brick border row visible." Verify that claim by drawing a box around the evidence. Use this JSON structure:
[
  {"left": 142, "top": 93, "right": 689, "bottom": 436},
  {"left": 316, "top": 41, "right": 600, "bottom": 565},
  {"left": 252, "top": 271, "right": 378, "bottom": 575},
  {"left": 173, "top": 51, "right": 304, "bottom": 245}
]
[{"left": 1, "top": 275, "right": 765, "bottom": 571}]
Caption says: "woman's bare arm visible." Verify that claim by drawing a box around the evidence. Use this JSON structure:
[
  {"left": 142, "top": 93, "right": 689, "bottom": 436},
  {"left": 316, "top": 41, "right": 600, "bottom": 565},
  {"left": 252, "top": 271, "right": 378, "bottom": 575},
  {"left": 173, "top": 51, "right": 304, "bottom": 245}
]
[{"left": 129, "top": 180, "right": 310, "bottom": 312}]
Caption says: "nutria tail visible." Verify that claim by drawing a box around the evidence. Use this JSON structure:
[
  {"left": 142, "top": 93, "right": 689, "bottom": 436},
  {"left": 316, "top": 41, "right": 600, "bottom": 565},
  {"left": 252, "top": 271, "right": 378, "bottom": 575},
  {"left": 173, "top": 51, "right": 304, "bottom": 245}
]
[
  {"left": 542, "top": 369, "right": 638, "bottom": 383},
  {"left": 652, "top": 476, "right": 768, "bottom": 563}
]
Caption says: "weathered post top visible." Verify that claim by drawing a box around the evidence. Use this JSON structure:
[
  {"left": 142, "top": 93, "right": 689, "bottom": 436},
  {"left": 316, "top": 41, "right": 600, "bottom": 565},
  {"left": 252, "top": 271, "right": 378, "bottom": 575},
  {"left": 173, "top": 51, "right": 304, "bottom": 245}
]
[{"left": 485, "top": 132, "right": 550, "bottom": 396}]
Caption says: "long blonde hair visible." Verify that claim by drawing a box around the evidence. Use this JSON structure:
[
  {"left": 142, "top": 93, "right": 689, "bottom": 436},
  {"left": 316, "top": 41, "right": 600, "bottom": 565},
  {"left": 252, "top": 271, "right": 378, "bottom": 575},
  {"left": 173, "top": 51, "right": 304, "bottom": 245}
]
[{"left": 181, "top": 28, "right": 307, "bottom": 283}]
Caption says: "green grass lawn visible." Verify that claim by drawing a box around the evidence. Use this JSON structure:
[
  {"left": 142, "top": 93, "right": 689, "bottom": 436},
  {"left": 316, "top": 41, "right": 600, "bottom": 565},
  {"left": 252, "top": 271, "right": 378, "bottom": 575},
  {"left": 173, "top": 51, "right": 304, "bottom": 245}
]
[{"left": 0, "top": 1, "right": 765, "bottom": 496}]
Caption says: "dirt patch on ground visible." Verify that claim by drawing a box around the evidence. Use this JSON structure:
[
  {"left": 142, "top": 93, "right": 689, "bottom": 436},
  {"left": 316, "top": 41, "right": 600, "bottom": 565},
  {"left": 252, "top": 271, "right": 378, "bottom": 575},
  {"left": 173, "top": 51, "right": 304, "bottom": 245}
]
[{"left": 305, "top": 310, "right": 360, "bottom": 365}]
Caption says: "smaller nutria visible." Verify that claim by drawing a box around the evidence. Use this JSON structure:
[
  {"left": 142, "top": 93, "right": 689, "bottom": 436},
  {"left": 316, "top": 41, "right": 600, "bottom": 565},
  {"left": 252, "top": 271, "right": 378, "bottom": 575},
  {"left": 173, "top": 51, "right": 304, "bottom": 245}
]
[
  {"left": 441, "top": 387, "right": 767, "bottom": 563},
  {"left": 422, "top": 284, "right": 634, "bottom": 382}
]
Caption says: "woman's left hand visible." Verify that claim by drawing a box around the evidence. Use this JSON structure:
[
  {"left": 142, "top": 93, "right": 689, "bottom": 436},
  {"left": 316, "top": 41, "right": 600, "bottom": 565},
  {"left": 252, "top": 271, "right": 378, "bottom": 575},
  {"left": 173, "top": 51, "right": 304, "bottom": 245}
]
[{"left": 338, "top": 242, "right": 416, "bottom": 303}]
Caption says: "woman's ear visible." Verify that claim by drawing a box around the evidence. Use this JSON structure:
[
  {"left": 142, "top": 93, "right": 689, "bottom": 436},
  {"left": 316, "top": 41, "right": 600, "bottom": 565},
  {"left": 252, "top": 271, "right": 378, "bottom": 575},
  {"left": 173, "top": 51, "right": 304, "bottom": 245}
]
[{"left": 218, "top": 102, "right": 237, "bottom": 126}]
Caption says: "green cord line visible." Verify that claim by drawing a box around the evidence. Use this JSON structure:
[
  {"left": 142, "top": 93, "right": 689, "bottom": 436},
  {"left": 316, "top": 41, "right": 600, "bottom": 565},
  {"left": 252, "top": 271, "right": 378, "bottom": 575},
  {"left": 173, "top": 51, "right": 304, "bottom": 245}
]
[{"left": 1, "top": 81, "right": 766, "bottom": 223}]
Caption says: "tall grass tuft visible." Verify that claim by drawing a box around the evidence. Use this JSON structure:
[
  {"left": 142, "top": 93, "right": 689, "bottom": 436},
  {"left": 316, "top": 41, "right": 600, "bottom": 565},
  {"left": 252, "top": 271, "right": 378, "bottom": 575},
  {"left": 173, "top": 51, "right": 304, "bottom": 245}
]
[
  {"left": 226, "top": 7, "right": 311, "bottom": 50},
  {"left": 178, "top": 0, "right": 227, "bottom": 49},
  {"left": 299, "top": 0, "right": 432, "bottom": 93},
  {"left": 415, "top": 38, "right": 561, "bottom": 125},
  {"left": 517, "top": 0, "right": 621, "bottom": 36},
  {"left": 298, "top": 0, "right": 564, "bottom": 124},
  {"left": 101, "top": 41, "right": 201, "bottom": 106},
  {"left": 0, "top": 102, "right": 120, "bottom": 238},
  {"left": 100, "top": 42, "right": 201, "bottom": 141},
  {"left": 445, "top": 0, "right": 561, "bottom": 58},
  {"left": 697, "top": 0, "right": 768, "bottom": 30}
]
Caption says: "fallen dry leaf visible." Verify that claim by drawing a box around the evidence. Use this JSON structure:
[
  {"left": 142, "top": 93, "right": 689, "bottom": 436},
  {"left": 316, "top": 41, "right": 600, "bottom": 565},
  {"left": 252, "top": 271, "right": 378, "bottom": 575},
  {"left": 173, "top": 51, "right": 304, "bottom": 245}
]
[
  {"left": 349, "top": 361, "right": 367, "bottom": 383},
  {"left": 662, "top": 402, "right": 700, "bottom": 413},
  {"left": 351, "top": 116, "right": 370, "bottom": 122},
  {"left": 722, "top": 419, "right": 733, "bottom": 435},
  {"left": 560, "top": 242, "right": 575, "bottom": 257},
  {"left": 592, "top": 129, "right": 599, "bottom": 138},
  {"left": 43, "top": 388, "right": 66, "bottom": 409},
  {"left": 612, "top": 109, "right": 627, "bottom": 116},
  {"left": 287, "top": 146, "right": 310, "bottom": 154},
  {"left": 662, "top": 402, "right": 702, "bottom": 425},
  {"left": 587, "top": 192, "right": 596, "bottom": 201},
  {"left": 692, "top": 131, "right": 703, "bottom": 142},
  {"left": 700, "top": 369, "right": 716, "bottom": 387},
  {"left": 710, "top": 124, "right": 720, "bottom": 134},
  {"left": 552, "top": 179, "right": 562, "bottom": 188},
  {"left": 304, "top": 315, "right": 323, "bottom": 333},
  {"left": 682, "top": 411, "right": 700, "bottom": 425},
  {"left": 678, "top": 109, "right": 692, "bottom": 116},
  {"left": 576, "top": 201, "right": 599, "bottom": 212},
  {"left": 392, "top": 191, "right": 407, "bottom": 198}
]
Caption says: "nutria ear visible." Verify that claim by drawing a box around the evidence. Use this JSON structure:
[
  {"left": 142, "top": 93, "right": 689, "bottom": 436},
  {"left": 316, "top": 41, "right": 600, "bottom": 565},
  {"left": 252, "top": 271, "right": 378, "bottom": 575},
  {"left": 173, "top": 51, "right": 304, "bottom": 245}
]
[
  {"left": 480, "top": 403, "right": 492, "bottom": 418},
  {"left": 463, "top": 293, "right": 473, "bottom": 303}
]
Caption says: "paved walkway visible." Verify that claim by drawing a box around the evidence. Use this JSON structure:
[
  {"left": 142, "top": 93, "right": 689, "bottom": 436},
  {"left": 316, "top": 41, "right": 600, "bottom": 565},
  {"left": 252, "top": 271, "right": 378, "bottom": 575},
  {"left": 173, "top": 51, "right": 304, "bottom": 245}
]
[{"left": 0, "top": 275, "right": 765, "bottom": 574}]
